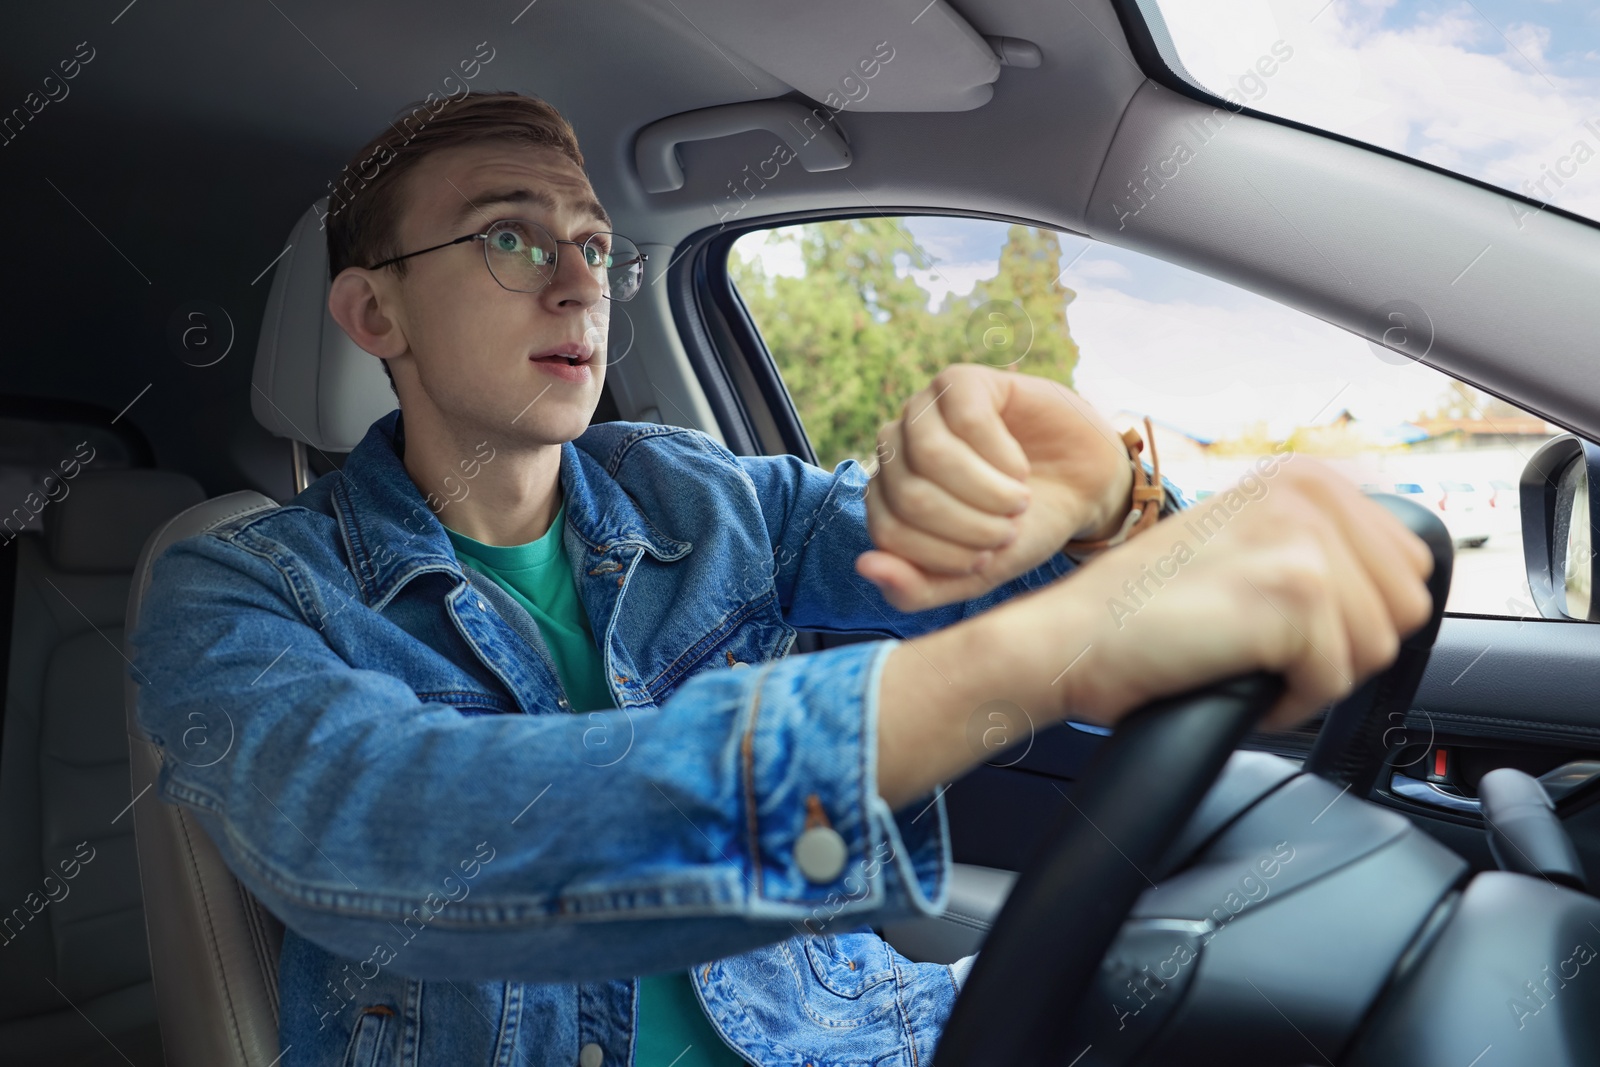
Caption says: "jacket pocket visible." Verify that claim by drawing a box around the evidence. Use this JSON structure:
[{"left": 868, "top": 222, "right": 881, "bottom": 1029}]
[
  {"left": 803, "top": 931, "right": 896, "bottom": 998},
  {"left": 647, "top": 593, "right": 794, "bottom": 694},
  {"left": 340, "top": 1004, "right": 395, "bottom": 1067}
]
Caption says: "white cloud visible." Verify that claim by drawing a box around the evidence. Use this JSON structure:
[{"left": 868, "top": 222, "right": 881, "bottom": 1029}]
[
  {"left": 1066, "top": 277, "right": 1457, "bottom": 440},
  {"left": 905, "top": 262, "right": 995, "bottom": 309},
  {"left": 1066, "top": 258, "right": 1134, "bottom": 281},
  {"left": 909, "top": 230, "right": 969, "bottom": 265},
  {"left": 735, "top": 232, "right": 805, "bottom": 278},
  {"left": 1154, "top": 0, "right": 1600, "bottom": 219}
]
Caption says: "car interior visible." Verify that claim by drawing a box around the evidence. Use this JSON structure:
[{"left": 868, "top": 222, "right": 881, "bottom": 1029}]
[{"left": 4, "top": 0, "right": 1600, "bottom": 1064}]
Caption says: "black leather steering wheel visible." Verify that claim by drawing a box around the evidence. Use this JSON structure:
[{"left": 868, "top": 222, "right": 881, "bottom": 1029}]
[{"left": 933, "top": 495, "right": 1454, "bottom": 1067}]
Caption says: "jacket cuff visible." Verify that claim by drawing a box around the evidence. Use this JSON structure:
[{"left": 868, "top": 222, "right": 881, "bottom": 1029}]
[{"left": 739, "top": 639, "right": 950, "bottom": 929}]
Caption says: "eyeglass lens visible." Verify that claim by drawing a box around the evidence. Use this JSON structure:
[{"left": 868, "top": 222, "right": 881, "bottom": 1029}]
[{"left": 482, "top": 219, "right": 643, "bottom": 300}]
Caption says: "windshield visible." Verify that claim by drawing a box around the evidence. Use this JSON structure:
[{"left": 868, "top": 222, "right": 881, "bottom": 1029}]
[{"left": 1146, "top": 0, "right": 1600, "bottom": 225}]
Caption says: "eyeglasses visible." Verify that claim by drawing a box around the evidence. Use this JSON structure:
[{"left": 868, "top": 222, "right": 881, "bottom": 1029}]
[{"left": 365, "top": 218, "right": 647, "bottom": 301}]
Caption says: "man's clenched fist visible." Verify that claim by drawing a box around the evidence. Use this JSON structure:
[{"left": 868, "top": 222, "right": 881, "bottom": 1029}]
[{"left": 857, "top": 364, "right": 1136, "bottom": 612}]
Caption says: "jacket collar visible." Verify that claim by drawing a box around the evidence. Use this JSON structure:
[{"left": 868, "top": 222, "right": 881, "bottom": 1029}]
[{"left": 329, "top": 410, "right": 691, "bottom": 610}]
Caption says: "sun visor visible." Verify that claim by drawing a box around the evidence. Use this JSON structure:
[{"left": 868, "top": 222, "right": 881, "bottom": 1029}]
[{"left": 665, "top": 0, "right": 1003, "bottom": 113}]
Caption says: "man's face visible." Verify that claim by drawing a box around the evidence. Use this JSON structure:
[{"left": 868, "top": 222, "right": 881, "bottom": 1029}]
[{"left": 381, "top": 141, "right": 612, "bottom": 444}]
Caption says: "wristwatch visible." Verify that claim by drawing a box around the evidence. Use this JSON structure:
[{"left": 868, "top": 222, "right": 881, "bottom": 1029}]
[{"left": 1062, "top": 416, "right": 1167, "bottom": 561}]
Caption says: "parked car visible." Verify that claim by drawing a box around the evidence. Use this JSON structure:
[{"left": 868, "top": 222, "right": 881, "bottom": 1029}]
[
  {"left": 1479, "top": 477, "right": 1523, "bottom": 538},
  {"left": 1391, "top": 480, "right": 1493, "bottom": 548}
]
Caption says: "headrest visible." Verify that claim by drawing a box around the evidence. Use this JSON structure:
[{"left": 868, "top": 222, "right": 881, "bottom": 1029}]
[
  {"left": 45, "top": 469, "right": 208, "bottom": 573},
  {"left": 251, "top": 197, "right": 399, "bottom": 453}
]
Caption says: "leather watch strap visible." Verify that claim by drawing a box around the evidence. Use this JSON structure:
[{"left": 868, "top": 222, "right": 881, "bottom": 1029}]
[{"left": 1063, "top": 416, "right": 1163, "bottom": 554}]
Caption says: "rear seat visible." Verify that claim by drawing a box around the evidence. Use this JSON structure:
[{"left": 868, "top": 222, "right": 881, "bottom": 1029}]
[{"left": 0, "top": 469, "right": 205, "bottom": 1067}]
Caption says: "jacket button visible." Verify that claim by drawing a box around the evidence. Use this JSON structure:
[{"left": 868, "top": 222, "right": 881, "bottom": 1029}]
[
  {"left": 578, "top": 1042, "right": 604, "bottom": 1067},
  {"left": 795, "top": 826, "right": 848, "bottom": 884},
  {"left": 476, "top": 598, "right": 487, "bottom": 610}
]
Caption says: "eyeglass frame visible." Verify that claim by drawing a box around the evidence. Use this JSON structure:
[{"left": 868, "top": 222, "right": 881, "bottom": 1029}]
[{"left": 363, "top": 218, "right": 648, "bottom": 301}]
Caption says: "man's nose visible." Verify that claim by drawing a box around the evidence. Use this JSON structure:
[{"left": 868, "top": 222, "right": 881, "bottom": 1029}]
[{"left": 544, "top": 241, "right": 605, "bottom": 307}]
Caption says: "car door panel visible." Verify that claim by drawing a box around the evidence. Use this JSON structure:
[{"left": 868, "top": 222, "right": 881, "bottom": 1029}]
[{"left": 939, "top": 613, "right": 1600, "bottom": 882}]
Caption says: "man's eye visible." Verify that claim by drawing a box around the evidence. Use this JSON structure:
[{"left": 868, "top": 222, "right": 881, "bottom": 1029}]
[{"left": 492, "top": 230, "right": 524, "bottom": 253}]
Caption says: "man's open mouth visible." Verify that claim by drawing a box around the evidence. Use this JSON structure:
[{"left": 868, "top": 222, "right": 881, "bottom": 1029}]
[{"left": 530, "top": 344, "right": 593, "bottom": 367}]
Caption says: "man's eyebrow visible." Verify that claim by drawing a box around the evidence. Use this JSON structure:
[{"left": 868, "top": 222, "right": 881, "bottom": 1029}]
[{"left": 449, "top": 187, "right": 612, "bottom": 231}]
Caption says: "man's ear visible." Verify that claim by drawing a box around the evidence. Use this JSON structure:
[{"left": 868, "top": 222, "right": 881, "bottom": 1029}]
[{"left": 328, "top": 267, "right": 408, "bottom": 362}]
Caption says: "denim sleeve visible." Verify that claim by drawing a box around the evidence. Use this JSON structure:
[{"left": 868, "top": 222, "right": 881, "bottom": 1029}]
[
  {"left": 129, "top": 532, "right": 950, "bottom": 984},
  {"left": 735, "top": 450, "right": 1189, "bottom": 638}
]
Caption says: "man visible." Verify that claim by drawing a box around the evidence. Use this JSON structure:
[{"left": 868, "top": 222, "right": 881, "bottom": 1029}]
[{"left": 130, "top": 90, "right": 1431, "bottom": 1066}]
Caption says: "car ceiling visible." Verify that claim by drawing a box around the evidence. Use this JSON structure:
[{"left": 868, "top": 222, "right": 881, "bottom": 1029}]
[
  {"left": 1, "top": 0, "right": 1136, "bottom": 245},
  {"left": 2, "top": 0, "right": 1597, "bottom": 498}
]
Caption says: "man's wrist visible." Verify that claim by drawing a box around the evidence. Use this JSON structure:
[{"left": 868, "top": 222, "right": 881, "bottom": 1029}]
[
  {"left": 1062, "top": 419, "right": 1167, "bottom": 561},
  {"left": 1059, "top": 434, "right": 1138, "bottom": 558},
  {"left": 1077, "top": 454, "right": 1137, "bottom": 543}
]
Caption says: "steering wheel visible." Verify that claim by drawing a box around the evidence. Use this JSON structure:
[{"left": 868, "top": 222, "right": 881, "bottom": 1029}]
[{"left": 933, "top": 495, "right": 1454, "bottom": 1067}]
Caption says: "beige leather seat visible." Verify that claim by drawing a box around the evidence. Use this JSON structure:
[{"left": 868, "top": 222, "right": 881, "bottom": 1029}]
[
  {"left": 122, "top": 198, "right": 394, "bottom": 1067},
  {"left": 0, "top": 468, "right": 204, "bottom": 1067}
]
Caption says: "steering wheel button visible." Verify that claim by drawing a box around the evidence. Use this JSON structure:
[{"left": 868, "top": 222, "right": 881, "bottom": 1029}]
[{"left": 795, "top": 826, "right": 848, "bottom": 884}]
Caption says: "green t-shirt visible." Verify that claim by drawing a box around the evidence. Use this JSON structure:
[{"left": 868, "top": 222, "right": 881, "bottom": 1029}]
[
  {"left": 445, "top": 501, "right": 614, "bottom": 713},
  {"left": 444, "top": 502, "right": 748, "bottom": 1067}
]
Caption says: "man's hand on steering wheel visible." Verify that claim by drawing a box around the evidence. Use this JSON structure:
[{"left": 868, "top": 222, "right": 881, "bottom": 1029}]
[{"left": 1021, "top": 458, "right": 1436, "bottom": 731}]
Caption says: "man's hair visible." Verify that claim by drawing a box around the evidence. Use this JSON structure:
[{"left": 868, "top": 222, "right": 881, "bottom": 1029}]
[{"left": 323, "top": 90, "right": 585, "bottom": 393}]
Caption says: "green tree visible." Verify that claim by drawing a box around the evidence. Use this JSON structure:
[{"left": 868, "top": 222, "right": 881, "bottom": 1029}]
[
  {"left": 960, "top": 224, "right": 1080, "bottom": 388},
  {"left": 730, "top": 220, "right": 1080, "bottom": 471}
]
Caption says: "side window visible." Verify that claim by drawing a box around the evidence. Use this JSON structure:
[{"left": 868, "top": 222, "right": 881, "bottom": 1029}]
[{"left": 728, "top": 217, "right": 1559, "bottom": 617}]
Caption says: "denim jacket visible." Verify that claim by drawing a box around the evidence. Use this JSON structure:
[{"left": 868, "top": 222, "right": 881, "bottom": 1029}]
[{"left": 130, "top": 409, "right": 1184, "bottom": 1067}]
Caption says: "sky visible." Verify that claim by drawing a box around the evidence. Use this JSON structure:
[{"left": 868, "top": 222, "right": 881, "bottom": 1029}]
[{"left": 736, "top": 0, "right": 1593, "bottom": 440}]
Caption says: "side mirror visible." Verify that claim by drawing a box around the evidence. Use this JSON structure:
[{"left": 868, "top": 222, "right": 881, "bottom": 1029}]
[{"left": 1522, "top": 434, "right": 1600, "bottom": 621}]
